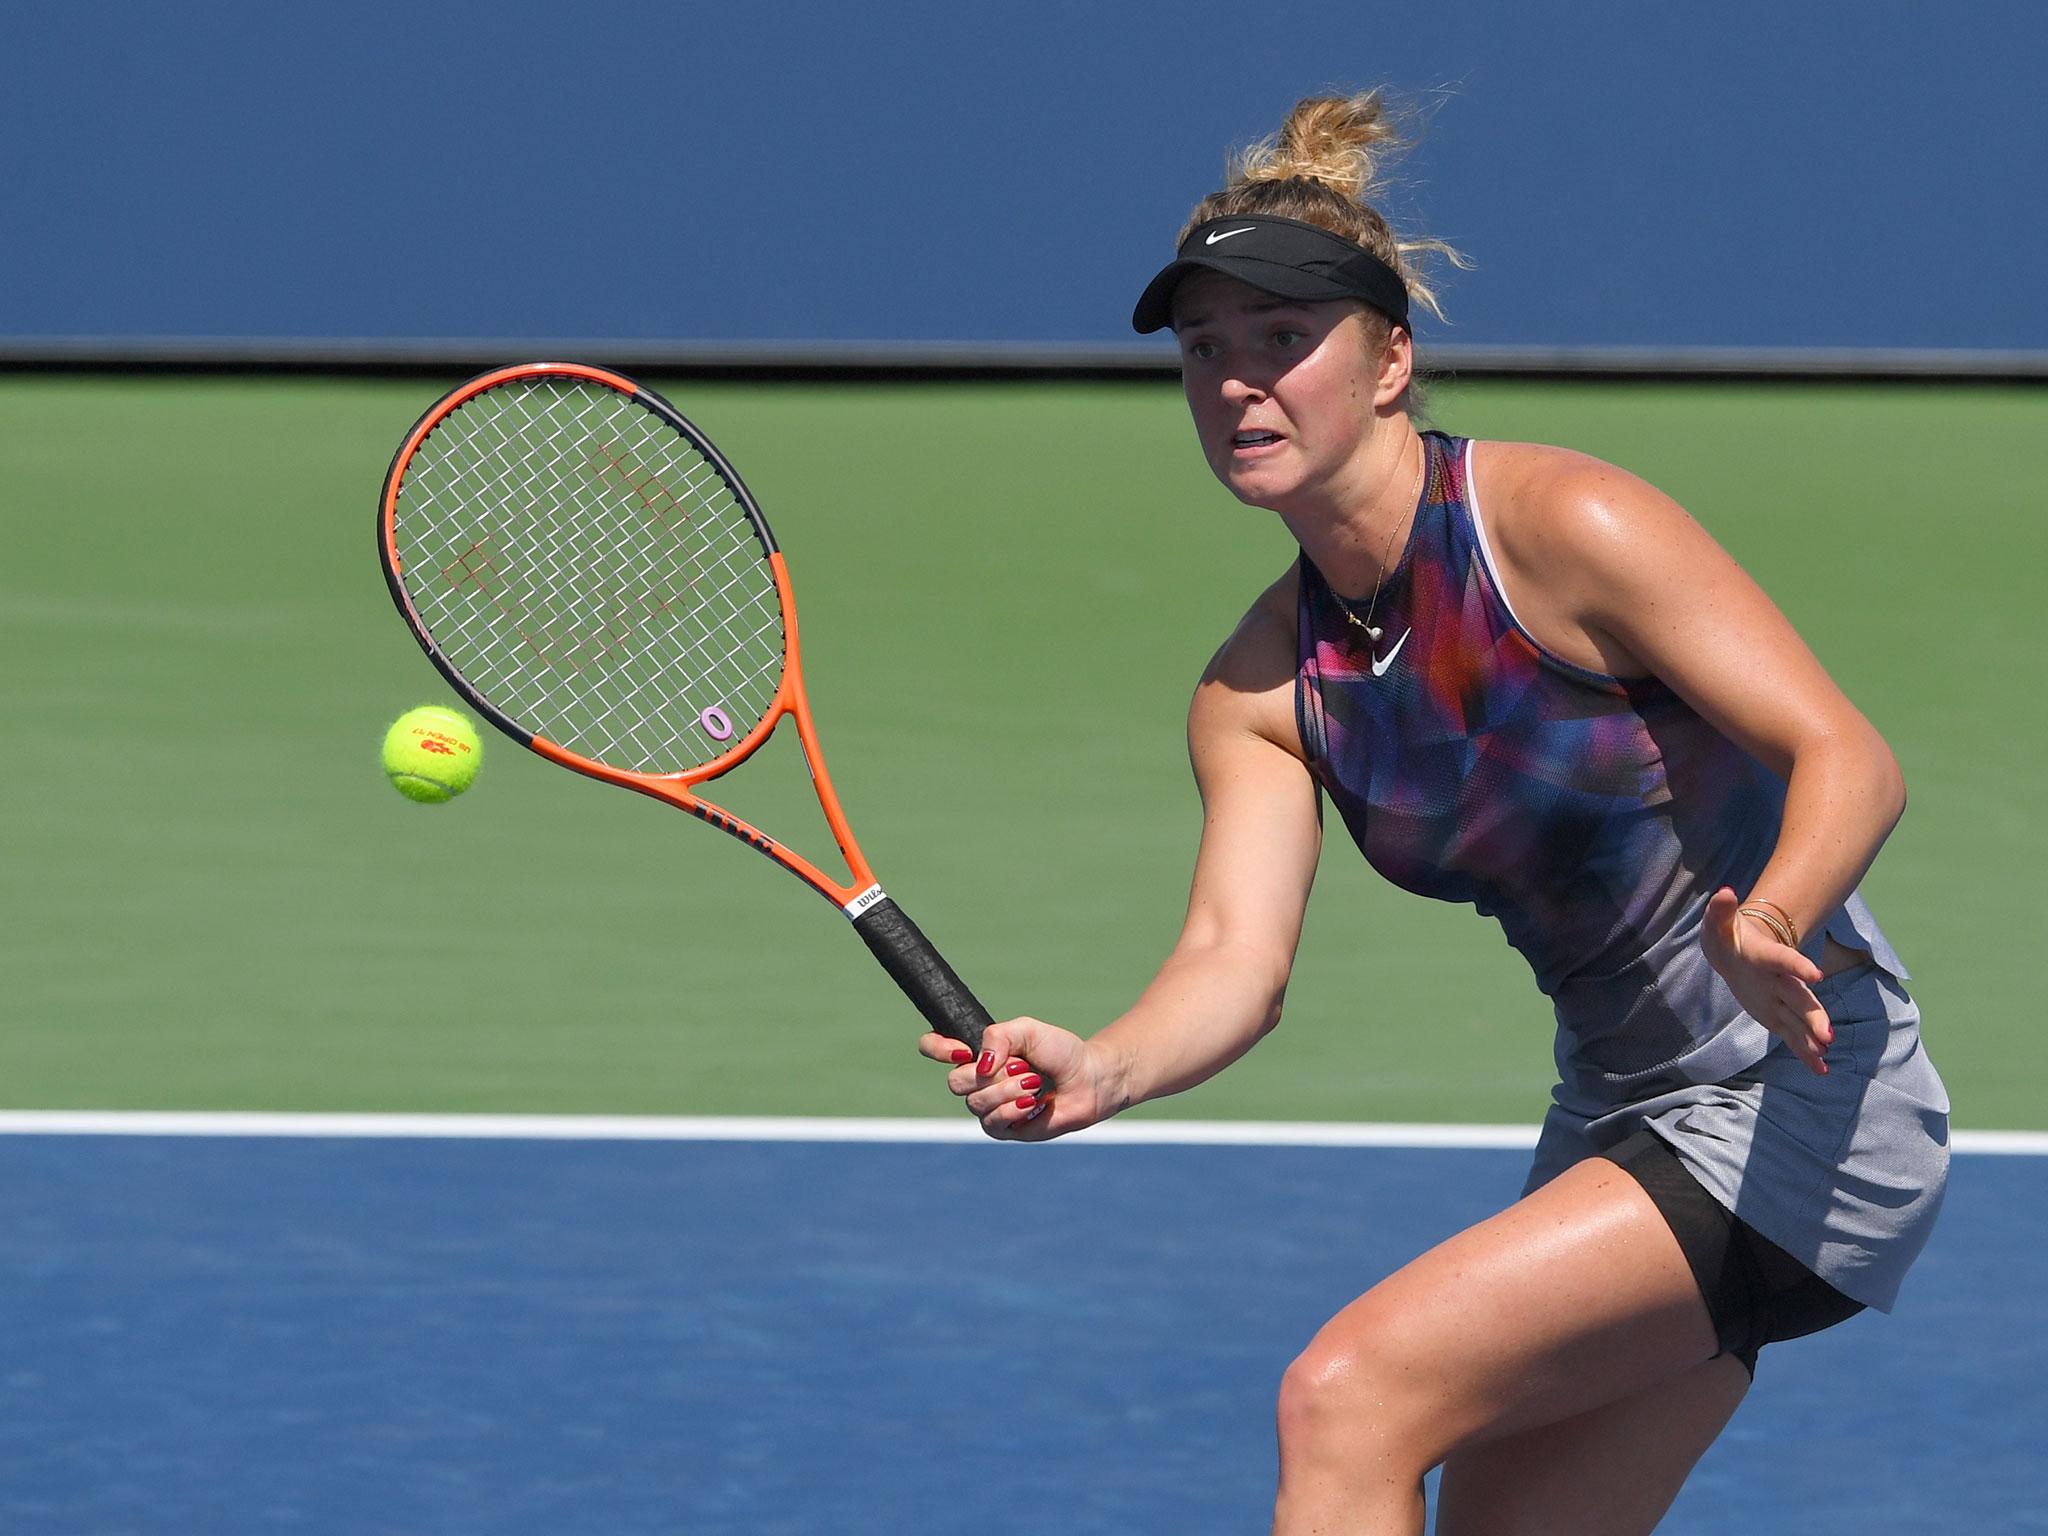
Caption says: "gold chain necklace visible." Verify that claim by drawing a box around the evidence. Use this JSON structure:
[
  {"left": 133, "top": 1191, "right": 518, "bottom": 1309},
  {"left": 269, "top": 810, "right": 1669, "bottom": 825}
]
[{"left": 1328, "top": 444, "right": 1426, "bottom": 644}]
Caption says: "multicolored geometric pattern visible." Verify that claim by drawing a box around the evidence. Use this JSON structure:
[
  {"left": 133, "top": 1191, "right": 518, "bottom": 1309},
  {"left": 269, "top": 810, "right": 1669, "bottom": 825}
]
[{"left": 1296, "top": 433, "right": 1900, "bottom": 1094}]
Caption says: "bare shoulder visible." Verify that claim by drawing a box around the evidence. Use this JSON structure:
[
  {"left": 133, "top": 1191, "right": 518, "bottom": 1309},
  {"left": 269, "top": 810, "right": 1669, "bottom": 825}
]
[
  {"left": 1190, "top": 564, "right": 1307, "bottom": 761},
  {"left": 1469, "top": 438, "right": 1708, "bottom": 574},
  {"left": 1466, "top": 439, "right": 1752, "bottom": 676},
  {"left": 1470, "top": 437, "right": 1799, "bottom": 687}
]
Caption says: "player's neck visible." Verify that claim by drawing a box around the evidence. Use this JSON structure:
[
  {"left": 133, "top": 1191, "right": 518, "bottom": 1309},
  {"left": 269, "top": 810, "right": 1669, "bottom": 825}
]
[{"left": 1280, "top": 425, "right": 1425, "bottom": 600}]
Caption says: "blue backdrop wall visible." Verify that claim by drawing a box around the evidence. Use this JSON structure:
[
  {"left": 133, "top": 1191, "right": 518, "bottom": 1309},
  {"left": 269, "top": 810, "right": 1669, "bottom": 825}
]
[{"left": 4, "top": 1, "right": 2041, "bottom": 352}]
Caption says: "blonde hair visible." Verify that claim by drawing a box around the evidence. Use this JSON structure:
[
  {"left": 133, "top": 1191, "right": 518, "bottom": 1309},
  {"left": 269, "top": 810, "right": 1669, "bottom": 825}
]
[{"left": 1183, "top": 91, "right": 1467, "bottom": 371}]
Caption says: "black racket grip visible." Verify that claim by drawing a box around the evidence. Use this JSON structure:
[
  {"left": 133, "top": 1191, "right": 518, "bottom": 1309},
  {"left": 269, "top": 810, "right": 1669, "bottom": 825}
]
[{"left": 851, "top": 896, "right": 996, "bottom": 1051}]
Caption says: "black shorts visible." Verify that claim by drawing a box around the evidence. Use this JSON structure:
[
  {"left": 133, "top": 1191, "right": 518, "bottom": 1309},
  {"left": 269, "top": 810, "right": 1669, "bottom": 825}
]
[{"left": 1602, "top": 1128, "right": 1866, "bottom": 1376}]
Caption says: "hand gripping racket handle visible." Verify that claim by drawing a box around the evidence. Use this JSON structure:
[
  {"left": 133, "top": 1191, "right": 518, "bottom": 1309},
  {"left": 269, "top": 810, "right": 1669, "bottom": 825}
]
[{"left": 850, "top": 897, "right": 996, "bottom": 1052}]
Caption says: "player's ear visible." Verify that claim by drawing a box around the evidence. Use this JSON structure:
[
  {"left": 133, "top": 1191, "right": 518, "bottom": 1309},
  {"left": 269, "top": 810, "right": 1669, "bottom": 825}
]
[{"left": 1371, "top": 325, "right": 1413, "bottom": 409}]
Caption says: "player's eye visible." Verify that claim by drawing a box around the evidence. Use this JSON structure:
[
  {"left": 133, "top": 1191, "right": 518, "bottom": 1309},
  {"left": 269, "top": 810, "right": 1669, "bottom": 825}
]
[
  {"left": 1184, "top": 339, "right": 1220, "bottom": 361},
  {"left": 1271, "top": 327, "right": 1306, "bottom": 348}
]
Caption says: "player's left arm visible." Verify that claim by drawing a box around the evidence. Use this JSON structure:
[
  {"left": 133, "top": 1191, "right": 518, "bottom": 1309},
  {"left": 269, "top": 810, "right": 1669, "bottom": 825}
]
[{"left": 1523, "top": 455, "right": 1906, "bottom": 1069}]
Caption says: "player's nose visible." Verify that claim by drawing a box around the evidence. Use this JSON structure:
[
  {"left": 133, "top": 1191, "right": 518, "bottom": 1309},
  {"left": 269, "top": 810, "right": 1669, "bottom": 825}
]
[{"left": 1219, "top": 371, "right": 1270, "bottom": 406}]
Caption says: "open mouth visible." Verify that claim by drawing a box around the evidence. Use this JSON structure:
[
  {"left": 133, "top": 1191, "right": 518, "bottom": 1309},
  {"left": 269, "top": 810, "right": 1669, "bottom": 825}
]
[{"left": 1231, "top": 430, "right": 1284, "bottom": 449}]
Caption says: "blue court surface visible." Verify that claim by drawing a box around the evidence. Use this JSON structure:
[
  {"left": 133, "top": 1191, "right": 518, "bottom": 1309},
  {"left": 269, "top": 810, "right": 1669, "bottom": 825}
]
[{"left": 0, "top": 1122, "right": 2040, "bottom": 1534}]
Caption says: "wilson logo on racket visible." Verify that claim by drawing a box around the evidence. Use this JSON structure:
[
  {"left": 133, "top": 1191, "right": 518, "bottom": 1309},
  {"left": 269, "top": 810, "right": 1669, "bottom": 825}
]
[
  {"left": 377, "top": 362, "right": 1006, "bottom": 1057},
  {"left": 587, "top": 438, "right": 691, "bottom": 529}
]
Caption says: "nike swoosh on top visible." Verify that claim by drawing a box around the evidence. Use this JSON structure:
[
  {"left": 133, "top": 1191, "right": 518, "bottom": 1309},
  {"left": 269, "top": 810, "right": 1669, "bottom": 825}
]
[
  {"left": 1370, "top": 629, "right": 1411, "bottom": 677},
  {"left": 1204, "top": 227, "right": 1257, "bottom": 245}
]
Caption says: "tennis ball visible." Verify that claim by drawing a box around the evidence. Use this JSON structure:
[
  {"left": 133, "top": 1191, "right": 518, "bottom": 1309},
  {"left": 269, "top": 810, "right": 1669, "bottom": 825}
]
[{"left": 382, "top": 705, "right": 483, "bottom": 804}]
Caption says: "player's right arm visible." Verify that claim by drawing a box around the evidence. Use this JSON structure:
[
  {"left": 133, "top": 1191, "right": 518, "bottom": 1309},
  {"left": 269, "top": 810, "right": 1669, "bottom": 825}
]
[{"left": 919, "top": 572, "right": 1323, "bottom": 1138}]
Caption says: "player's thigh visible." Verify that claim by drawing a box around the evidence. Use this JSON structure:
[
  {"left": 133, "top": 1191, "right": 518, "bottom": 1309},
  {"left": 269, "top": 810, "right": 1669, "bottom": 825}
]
[
  {"left": 1435, "top": 1353, "right": 1750, "bottom": 1536},
  {"left": 1284, "top": 1155, "right": 1721, "bottom": 1459}
]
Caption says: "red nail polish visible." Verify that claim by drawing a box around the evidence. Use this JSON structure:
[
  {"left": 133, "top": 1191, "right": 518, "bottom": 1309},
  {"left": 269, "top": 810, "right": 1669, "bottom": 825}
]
[
  {"left": 1005, "top": 1060, "right": 1030, "bottom": 1077},
  {"left": 951, "top": 1049, "right": 975, "bottom": 1064},
  {"left": 978, "top": 1052, "right": 995, "bottom": 1076},
  {"left": 1019, "top": 1074, "right": 1042, "bottom": 1091},
  {"left": 1014, "top": 1095, "right": 1037, "bottom": 1111}
]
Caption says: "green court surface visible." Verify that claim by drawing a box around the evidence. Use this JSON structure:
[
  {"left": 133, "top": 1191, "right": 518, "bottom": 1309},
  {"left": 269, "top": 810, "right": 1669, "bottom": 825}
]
[{"left": 3, "top": 375, "right": 2040, "bottom": 1126}]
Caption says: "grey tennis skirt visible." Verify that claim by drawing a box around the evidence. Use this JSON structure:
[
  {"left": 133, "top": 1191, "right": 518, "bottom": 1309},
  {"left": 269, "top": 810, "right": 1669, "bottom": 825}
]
[{"left": 1524, "top": 964, "right": 1949, "bottom": 1311}]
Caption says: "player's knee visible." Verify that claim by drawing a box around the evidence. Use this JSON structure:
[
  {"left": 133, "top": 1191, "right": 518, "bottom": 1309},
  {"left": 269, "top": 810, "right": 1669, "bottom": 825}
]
[
  {"left": 1276, "top": 1313, "right": 1427, "bottom": 1466},
  {"left": 1275, "top": 1346, "right": 1343, "bottom": 1453}
]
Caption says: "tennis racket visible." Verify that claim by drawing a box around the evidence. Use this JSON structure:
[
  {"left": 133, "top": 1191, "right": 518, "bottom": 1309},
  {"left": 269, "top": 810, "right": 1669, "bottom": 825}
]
[{"left": 377, "top": 361, "right": 999, "bottom": 1052}]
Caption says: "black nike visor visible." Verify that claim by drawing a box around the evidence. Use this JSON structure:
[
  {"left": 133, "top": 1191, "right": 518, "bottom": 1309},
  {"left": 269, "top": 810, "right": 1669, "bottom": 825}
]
[{"left": 1132, "top": 214, "right": 1410, "bottom": 336}]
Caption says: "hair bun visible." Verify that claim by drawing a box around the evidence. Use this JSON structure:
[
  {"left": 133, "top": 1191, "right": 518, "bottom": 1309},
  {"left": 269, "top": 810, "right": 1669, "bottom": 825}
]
[{"left": 1234, "top": 93, "right": 1405, "bottom": 204}]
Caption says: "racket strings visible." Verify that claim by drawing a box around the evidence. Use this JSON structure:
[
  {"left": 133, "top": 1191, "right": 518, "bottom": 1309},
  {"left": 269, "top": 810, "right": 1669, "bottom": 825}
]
[
  {"left": 392, "top": 379, "right": 785, "bottom": 773},
  {"left": 465, "top": 386, "right": 781, "bottom": 760}
]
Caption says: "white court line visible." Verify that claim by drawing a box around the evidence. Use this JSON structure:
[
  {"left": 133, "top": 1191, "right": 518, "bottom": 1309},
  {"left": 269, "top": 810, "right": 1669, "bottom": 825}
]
[
  {"left": 0, "top": 1111, "right": 2037, "bottom": 1155},
  {"left": 0, "top": 1111, "right": 1531, "bottom": 1147}
]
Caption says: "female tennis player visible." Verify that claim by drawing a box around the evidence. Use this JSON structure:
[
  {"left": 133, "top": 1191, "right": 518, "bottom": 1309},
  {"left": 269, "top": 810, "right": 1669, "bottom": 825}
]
[{"left": 921, "top": 92, "right": 1948, "bottom": 1532}]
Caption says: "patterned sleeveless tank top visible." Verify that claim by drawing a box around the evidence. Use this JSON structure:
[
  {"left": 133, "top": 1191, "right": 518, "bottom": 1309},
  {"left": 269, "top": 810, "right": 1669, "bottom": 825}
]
[{"left": 1295, "top": 431, "right": 1904, "bottom": 1103}]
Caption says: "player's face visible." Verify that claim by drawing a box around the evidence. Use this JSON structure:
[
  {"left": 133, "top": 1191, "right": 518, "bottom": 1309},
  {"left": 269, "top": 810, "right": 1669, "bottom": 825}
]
[{"left": 1171, "top": 272, "right": 1388, "bottom": 513}]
